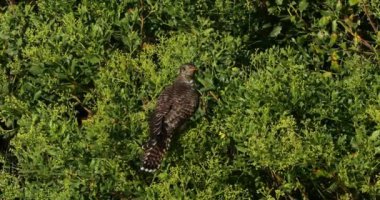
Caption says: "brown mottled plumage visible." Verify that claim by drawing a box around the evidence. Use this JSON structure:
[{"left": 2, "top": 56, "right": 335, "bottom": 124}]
[{"left": 141, "top": 64, "right": 199, "bottom": 172}]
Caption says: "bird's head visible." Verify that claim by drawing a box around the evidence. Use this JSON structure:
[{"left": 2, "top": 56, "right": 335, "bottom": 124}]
[{"left": 179, "top": 63, "right": 197, "bottom": 83}]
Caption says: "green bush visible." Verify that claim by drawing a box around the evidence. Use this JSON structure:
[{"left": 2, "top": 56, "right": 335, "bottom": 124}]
[{"left": 0, "top": 0, "right": 379, "bottom": 199}]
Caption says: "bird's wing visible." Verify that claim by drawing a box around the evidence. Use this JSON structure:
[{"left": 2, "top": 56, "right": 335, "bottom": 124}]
[
  {"left": 148, "top": 85, "right": 173, "bottom": 137},
  {"left": 163, "top": 86, "right": 199, "bottom": 135},
  {"left": 141, "top": 86, "right": 174, "bottom": 172}
]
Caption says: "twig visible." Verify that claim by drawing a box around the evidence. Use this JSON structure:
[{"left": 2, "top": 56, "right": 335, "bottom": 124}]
[
  {"left": 140, "top": 0, "right": 145, "bottom": 49},
  {"left": 338, "top": 21, "right": 377, "bottom": 54},
  {"left": 208, "top": 91, "right": 220, "bottom": 102},
  {"left": 6, "top": 0, "right": 16, "bottom": 6},
  {"left": 362, "top": 2, "right": 378, "bottom": 32}
]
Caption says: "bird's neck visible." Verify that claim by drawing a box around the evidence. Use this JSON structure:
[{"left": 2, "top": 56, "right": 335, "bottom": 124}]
[{"left": 177, "top": 76, "right": 195, "bottom": 86}]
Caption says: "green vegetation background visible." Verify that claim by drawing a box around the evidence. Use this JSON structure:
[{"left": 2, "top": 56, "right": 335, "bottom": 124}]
[{"left": 0, "top": 0, "right": 379, "bottom": 199}]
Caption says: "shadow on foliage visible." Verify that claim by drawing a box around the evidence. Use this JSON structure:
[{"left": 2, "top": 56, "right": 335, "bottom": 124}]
[
  {"left": 74, "top": 103, "right": 92, "bottom": 127},
  {"left": 0, "top": 119, "right": 19, "bottom": 177}
]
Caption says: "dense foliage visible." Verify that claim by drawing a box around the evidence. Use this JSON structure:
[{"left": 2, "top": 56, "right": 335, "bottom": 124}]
[{"left": 0, "top": 0, "right": 379, "bottom": 199}]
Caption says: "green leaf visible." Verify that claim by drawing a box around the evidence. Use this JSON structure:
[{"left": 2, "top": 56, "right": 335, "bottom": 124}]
[
  {"left": 319, "top": 16, "right": 331, "bottom": 27},
  {"left": 299, "top": 0, "right": 309, "bottom": 12},
  {"left": 336, "top": 0, "right": 342, "bottom": 10},
  {"left": 349, "top": 0, "right": 360, "bottom": 6},
  {"left": 88, "top": 56, "right": 101, "bottom": 64},
  {"left": 269, "top": 26, "right": 282, "bottom": 37},
  {"left": 369, "top": 130, "right": 380, "bottom": 142},
  {"left": 33, "top": 90, "right": 42, "bottom": 101},
  {"left": 29, "top": 65, "right": 44, "bottom": 75}
]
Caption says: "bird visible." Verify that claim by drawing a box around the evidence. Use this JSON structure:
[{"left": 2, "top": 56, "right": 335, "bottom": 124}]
[{"left": 141, "top": 63, "right": 199, "bottom": 172}]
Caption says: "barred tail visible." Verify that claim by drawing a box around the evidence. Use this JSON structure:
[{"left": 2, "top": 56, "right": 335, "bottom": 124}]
[{"left": 140, "top": 137, "right": 170, "bottom": 172}]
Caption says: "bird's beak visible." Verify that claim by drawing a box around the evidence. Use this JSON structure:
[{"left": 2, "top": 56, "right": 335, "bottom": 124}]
[{"left": 191, "top": 67, "right": 198, "bottom": 72}]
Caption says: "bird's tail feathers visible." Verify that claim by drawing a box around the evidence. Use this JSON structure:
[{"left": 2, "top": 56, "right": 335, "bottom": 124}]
[{"left": 141, "top": 138, "right": 168, "bottom": 172}]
